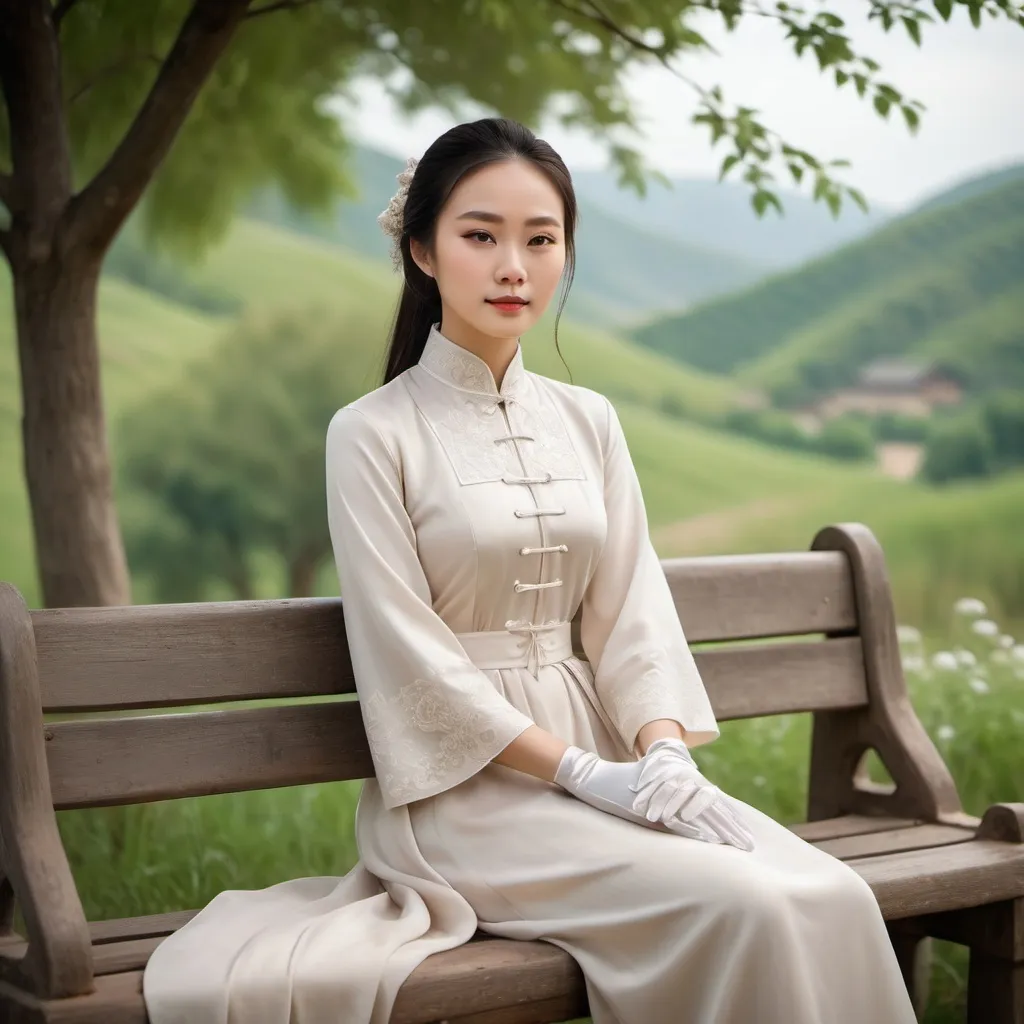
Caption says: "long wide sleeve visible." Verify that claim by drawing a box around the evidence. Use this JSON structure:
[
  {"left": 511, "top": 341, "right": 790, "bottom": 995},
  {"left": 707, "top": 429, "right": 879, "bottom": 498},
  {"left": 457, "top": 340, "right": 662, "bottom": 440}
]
[
  {"left": 579, "top": 395, "right": 719, "bottom": 758},
  {"left": 326, "top": 406, "right": 535, "bottom": 810}
]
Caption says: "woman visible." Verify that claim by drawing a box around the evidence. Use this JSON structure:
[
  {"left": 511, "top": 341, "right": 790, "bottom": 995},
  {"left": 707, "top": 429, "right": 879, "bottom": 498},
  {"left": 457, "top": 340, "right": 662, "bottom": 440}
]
[{"left": 143, "top": 118, "right": 918, "bottom": 1024}]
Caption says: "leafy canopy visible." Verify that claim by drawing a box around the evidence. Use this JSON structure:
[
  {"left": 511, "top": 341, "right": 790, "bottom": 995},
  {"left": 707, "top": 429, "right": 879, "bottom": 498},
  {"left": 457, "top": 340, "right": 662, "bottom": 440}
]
[{"left": 4, "top": 0, "right": 1020, "bottom": 260}]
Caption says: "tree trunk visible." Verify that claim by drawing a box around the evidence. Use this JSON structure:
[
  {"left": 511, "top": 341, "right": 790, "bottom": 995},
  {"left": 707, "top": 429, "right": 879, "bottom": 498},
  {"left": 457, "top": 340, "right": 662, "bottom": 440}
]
[
  {"left": 12, "top": 252, "right": 132, "bottom": 608},
  {"left": 287, "top": 549, "right": 323, "bottom": 598},
  {"left": 1, "top": 0, "right": 250, "bottom": 609}
]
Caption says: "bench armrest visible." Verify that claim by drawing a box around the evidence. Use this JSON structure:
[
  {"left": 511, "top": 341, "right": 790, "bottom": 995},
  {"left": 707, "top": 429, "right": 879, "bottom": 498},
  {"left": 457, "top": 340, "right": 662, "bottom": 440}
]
[
  {"left": 809, "top": 525, "right": 964, "bottom": 822},
  {"left": 0, "top": 583, "right": 93, "bottom": 998},
  {"left": 977, "top": 803, "right": 1024, "bottom": 843}
]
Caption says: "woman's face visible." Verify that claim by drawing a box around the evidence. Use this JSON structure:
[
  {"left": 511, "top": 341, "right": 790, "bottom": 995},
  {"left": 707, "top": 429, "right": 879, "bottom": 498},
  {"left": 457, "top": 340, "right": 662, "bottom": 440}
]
[{"left": 412, "top": 158, "right": 567, "bottom": 350}]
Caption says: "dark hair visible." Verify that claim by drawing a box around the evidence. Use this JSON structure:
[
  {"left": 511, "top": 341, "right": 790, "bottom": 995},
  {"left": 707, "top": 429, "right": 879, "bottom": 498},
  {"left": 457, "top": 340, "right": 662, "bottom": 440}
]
[{"left": 380, "top": 117, "right": 577, "bottom": 386}]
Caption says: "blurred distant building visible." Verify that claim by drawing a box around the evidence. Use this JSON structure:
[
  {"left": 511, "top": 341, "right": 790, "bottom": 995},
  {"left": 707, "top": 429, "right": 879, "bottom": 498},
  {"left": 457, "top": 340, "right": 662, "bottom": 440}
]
[{"left": 807, "top": 358, "right": 963, "bottom": 421}]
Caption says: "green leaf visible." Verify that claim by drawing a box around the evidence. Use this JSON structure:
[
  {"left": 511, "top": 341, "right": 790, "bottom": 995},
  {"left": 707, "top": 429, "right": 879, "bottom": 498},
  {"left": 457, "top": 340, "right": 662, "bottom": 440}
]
[
  {"left": 853, "top": 73, "right": 869, "bottom": 97},
  {"left": 873, "top": 94, "right": 892, "bottom": 118},
  {"left": 752, "top": 188, "right": 783, "bottom": 218},
  {"left": 902, "top": 16, "right": 922, "bottom": 45},
  {"left": 934, "top": 0, "right": 954, "bottom": 20},
  {"left": 901, "top": 104, "right": 921, "bottom": 133},
  {"left": 825, "top": 190, "right": 841, "bottom": 217},
  {"left": 834, "top": 68, "right": 849, "bottom": 87},
  {"left": 787, "top": 161, "right": 804, "bottom": 184},
  {"left": 719, "top": 153, "right": 741, "bottom": 181},
  {"left": 846, "top": 186, "right": 869, "bottom": 213}
]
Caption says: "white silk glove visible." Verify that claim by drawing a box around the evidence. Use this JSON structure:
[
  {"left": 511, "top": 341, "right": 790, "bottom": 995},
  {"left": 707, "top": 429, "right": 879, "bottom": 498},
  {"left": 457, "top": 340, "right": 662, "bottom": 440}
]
[
  {"left": 636, "top": 738, "right": 756, "bottom": 852},
  {"left": 554, "top": 739, "right": 755, "bottom": 852}
]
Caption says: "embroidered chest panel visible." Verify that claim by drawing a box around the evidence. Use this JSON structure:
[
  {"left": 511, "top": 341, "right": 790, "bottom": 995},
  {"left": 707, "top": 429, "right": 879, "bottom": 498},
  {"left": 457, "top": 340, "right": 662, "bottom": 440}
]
[{"left": 409, "top": 376, "right": 587, "bottom": 486}]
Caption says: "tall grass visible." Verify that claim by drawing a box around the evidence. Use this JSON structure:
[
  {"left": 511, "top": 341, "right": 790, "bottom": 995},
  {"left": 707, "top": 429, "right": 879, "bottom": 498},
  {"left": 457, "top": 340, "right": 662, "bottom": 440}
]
[{"left": 55, "top": 599, "right": 1022, "bottom": 1023}]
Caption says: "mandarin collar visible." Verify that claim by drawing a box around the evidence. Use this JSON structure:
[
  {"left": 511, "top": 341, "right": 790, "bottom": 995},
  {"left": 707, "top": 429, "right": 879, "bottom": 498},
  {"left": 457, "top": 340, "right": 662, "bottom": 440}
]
[{"left": 417, "top": 322, "right": 528, "bottom": 402}]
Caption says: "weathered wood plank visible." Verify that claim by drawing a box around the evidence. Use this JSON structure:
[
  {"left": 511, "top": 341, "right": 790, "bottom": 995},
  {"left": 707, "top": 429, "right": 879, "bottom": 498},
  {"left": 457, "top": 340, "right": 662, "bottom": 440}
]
[
  {"left": 698, "top": 637, "right": 867, "bottom": 720},
  {"left": 0, "top": 937, "right": 160, "bottom": 977},
  {"left": 32, "top": 552, "right": 857, "bottom": 713},
  {"left": 815, "top": 824, "right": 976, "bottom": 860},
  {"left": 0, "top": 971, "right": 146, "bottom": 1024},
  {"left": 44, "top": 639, "right": 867, "bottom": 809},
  {"left": 790, "top": 815, "right": 920, "bottom": 843},
  {"left": 33, "top": 599, "right": 353, "bottom": 713},
  {"left": 664, "top": 550, "right": 857, "bottom": 642},
  {"left": 46, "top": 701, "right": 371, "bottom": 810},
  {"left": 0, "top": 911, "right": 197, "bottom": 955},
  {"left": 850, "top": 841, "right": 1024, "bottom": 919}
]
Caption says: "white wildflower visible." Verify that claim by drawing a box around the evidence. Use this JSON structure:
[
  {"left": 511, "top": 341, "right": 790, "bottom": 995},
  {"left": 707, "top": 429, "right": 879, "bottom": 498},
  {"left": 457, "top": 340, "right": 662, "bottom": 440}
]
[
  {"left": 971, "top": 619, "right": 1000, "bottom": 638},
  {"left": 991, "top": 649, "right": 1010, "bottom": 665},
  {"left": 931, "top": 651, "right": 960, "bottom": 671},
  {"left": 999, "top": 634, "right": 1015, "bottom": 649},
  {"left": 1011, "top": 645, "right": 1024, "bottom": 664},
  {"left": 753, "top": 775, "right": 766, "bottom": 788},
  {"left": 896, "top": 625, "right": 922, "bottom": 645},
  {"left": 901, "top": 655, "right": 927, "bottom": 674},
  {"left": 936, "top": 724, "right": 956, "bottom": 742},
  {"left": 968, "top": 677, "right": 990, "bottom": 695},
  {"left": 954, "top": 597, "right": 987, "bottom": 617},
  {"left": 955, "top": 648, "right": 978, "bottom": 667}
]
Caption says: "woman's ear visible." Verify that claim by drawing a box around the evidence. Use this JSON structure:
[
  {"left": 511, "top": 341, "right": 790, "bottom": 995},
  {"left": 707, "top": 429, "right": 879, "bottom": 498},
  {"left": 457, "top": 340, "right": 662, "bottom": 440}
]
[{"left": 409, "top": 238, "right": 434, "bottom": 278}]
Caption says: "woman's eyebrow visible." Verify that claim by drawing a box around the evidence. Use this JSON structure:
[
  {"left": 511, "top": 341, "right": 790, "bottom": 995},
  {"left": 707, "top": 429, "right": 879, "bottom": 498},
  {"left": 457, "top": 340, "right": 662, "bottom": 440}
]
[{"left": 455, "top": 210, "right": 562, "bottom": 228}]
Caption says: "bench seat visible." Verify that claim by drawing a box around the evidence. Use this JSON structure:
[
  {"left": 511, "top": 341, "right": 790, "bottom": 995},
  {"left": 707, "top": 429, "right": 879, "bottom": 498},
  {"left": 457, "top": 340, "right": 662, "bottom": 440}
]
[
  {"left": 2, "top": 525, "right": 1021, "bottom": 1023},
  {"left": 3, "top": 812, "right": 1021, "bottom": 1024}
]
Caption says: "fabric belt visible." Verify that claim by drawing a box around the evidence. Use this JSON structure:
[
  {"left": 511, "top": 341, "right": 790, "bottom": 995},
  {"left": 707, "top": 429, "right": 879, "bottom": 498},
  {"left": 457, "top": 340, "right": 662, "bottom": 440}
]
[{"left": 454, "top": 620, "right": 573, "bottom": 675}]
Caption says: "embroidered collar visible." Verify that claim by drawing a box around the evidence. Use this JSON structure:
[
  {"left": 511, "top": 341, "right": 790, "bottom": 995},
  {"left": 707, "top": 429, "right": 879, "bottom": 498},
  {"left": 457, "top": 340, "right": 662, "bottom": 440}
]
[{"left": 418, "top": 322, "right": 527, "bottom": 402}]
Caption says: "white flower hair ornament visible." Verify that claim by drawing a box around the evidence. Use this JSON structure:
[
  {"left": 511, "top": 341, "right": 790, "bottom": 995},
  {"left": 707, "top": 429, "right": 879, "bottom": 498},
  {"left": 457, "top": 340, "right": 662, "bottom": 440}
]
[{"left": 377, "top": 156, "right": 419, "bottom": 271}]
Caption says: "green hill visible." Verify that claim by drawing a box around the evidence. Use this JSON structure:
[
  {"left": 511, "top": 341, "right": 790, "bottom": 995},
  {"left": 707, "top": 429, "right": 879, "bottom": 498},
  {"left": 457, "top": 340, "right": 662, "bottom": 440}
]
[
  {"left": 572, "top": 169, "right": 890, "bottom": 268},
  {"left": 655, "top": 466, "right": 1024, "bottom": 633},
  {"left": 244, "top": 144, "right": 767, "bottom": 329},
  {"left": 629, "top": 169, "right": 1024, "bottom": 402}
]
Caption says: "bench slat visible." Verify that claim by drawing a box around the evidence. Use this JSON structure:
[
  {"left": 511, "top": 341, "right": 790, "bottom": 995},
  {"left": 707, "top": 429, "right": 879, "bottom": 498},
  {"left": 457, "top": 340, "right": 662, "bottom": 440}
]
[
  {"left": 850, "top": 839, "right": 1024, "bottom": 919},
  {"left": 790, "top": 816, "right": 921, "bottom": 842},
  {"left": 44, "top": 638, "right": 867, "bottom": 809},
  {"left": 663, "top": 551, "right": 856, "bottom": 642},
  {"left": 813, "top": 824, "right": 975, "bottom": 860},
  {"left": 32, "top": 552, "right": 857, "bottom": 713}
]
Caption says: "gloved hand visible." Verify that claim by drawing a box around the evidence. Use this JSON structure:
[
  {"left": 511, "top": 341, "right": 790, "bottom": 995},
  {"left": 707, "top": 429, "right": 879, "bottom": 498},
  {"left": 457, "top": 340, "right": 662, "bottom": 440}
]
[
  {"left": 635, "top": 738, "right": 755, "bottom": 852},
  {"left": 554, "top": 738, "right": 755, "bottom": 852}
]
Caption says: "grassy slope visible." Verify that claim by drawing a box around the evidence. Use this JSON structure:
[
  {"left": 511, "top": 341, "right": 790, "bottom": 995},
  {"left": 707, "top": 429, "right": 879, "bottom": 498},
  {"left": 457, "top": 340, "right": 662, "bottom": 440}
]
[{"left": 629, "top": 174, "right": 1024, "bottom": 392}]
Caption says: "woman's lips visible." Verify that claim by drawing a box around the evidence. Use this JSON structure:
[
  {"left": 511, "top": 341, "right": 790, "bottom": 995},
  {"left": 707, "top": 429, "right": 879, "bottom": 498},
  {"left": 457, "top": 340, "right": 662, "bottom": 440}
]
[{"left": 487, "top": 299, "right": 529, "bottom": 312}]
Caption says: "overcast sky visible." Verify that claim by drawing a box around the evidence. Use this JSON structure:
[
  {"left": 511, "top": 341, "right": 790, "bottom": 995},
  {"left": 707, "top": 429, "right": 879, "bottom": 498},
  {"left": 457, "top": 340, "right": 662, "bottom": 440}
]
[{"left": 335, "top": 8, "right": 1024, "bottom": 211}]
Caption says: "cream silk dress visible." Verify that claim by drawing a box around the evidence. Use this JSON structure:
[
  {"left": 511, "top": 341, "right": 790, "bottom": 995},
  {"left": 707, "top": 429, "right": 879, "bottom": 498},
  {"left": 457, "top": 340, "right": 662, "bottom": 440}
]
[{"left": 142, "top": 324, "right": 917, "bottom": 1024}]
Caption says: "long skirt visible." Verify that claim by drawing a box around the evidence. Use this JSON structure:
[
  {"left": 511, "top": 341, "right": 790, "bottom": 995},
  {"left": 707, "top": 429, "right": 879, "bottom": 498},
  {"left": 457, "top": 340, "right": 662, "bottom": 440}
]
[{"left": 143, "top": 658, "right": 918, "bottom": 1024}]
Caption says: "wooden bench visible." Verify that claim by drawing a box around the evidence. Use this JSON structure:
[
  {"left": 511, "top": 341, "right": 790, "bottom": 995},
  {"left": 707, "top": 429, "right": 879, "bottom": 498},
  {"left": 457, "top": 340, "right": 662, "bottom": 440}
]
[{"left": 0, "top": 522, "right": 1021, "bottom": 1023}]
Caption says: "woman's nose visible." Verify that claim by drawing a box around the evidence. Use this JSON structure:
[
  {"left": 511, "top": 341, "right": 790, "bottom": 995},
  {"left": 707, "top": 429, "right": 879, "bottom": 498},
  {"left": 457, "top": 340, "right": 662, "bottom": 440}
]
[{"left": 498, "top": 259, "right": 526, "bottom": 284}]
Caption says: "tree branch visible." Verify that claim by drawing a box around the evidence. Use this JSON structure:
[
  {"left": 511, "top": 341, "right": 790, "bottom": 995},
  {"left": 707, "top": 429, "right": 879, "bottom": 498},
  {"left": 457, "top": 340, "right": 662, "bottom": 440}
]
[
  {"left": 245, "top": 0, "right": 321, "bottom": 18},
  {"left": 66, "top": 0, "right": 252, "bottom": 253},
  {"left": 0, "top": 171, "right": 13, "bottom": 212},
  {"left": 0, "top": 227, "right": 11, "bottom": 262},
  {"left": 549, "top": 0, "right": 707, "bottom": 93},
  {"left": 0, "top": 0, "right": 74, "bottom": 258}
]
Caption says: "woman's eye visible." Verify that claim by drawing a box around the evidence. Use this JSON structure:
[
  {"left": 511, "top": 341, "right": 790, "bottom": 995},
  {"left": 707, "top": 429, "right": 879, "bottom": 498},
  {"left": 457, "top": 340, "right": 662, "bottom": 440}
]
[
  {"left": 466, "top": 230, "right": 493, "bottom": 243},
  {"left": 531, "top": 235, "right": 556, "bottom": 246}
]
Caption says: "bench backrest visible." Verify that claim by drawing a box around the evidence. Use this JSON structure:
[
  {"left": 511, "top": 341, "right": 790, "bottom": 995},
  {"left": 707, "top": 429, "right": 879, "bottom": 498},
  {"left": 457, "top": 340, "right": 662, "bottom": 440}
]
[{"left": 9, "top": 524, "right": 898, "bottom": 814}]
